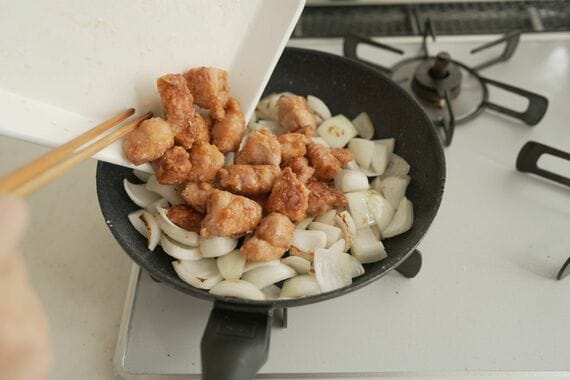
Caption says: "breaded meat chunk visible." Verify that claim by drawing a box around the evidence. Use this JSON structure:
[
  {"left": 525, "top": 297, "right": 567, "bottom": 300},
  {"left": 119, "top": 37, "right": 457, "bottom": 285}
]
[
  {"left": 235, "top": 128, "right": 281, "bottom": 166},
  {"left": 166, "top": 205, "right": 203, "bottom": 233},
  {"left": 241, "top": 213, "right": 295, "bottom": 262},
  {"left": 184, "top": 67, "right": 229, "bottom": 121},
  {"left": 174, "top": 112, "right": 210, "bottom": 149},
  {"left": 201, "top": 190, "right": 262, "bottom": 238},
  {"left": 277, "top": 94, "right": 317, "bottom": 136},
  {"left": 156, "top": 146, "right": 192, "bottom": 185},
  {"left": 266, "top": 167, "right": 309, "bottom": 222},
  {"left": 306, "top": 178, "right": 347, "bottom": 217},
  {"left": 330, "top": 147, "right": 354, "bottom": 166},
  {"left": 218, "top": 165, "right": 280, "bottom": 196},
  {"left": 278, "top": 132, "right": 308, "bottom": 161},
  {"left": 187, "top": 142, "right": 225, "bottom": 183},
  {"left": 306, "top": 143, "right": 353, "bottom": 181},
  {"left": 280, "top": 157, "right": 315, "bottom": 184},
  {"left": 211, "top": 97, "right": 246, "bottom": 153},
  {"left": 123, "top": 117, "right": 174, "bottom": 165},
  {"left": 157, "top": 73, "right": 194, "bottom": 135},
  {"left": 181, "top": 182, "right": 214, "bottom": 213}
]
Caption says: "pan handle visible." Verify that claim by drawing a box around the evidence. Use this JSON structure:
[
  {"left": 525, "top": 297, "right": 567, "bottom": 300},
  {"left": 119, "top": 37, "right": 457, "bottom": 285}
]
[{"left": 201, "top": 301, "right": 273, "bottom": 380}]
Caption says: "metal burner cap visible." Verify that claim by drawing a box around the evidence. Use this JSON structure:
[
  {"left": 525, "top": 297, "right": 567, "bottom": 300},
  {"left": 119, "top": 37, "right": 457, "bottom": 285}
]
[{"left": 412, "top": 52, "right": 462, "bottom": 102}]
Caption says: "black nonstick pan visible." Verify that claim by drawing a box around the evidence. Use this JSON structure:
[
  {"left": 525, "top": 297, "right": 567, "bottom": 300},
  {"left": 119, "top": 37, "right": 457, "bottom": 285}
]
[{"left": 96, "top": 47, "right": 446, "bottom": 380}]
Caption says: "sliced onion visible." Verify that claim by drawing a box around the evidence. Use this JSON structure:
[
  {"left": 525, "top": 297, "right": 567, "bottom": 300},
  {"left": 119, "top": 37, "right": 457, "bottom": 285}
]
[
  {"left": 261, "top": 285, "right": 282, "bottom": 300},
  {"left": 348, "top": 138, "right": 376, "bottom": 169},
  {"left": 316, "top": 115, "right": 358, "bottom": 148},
  {"left": 280, "top": 275, "right": 321, "bottom": 298},
  {"left": 128, "top": 210, "right": 147, "bottom": 237},
  {"left": 145, "top": 176, "right": 184, "bottom": 205},
  {"left": 216, "top": 250, "right": 246, "bottom": 281},
  {"left": 380, "top": 154, "right": 410, "bottom": 179},
  {"left": 377, "top": 175, "right": 411, "bottom": 209},
  {"left": 308, "top": 222, "right": 343, "bottom": 248},
  {"left": 371, "top": 225, "right": 382, "bottom": 240},
  {"left": 310, "top": 137, "right": 330, "bottom": 147},
  {"left": 128, "top": 210, "right": 161, "bottom": 250},
  {"left": 133, "top": 169, "right": 153, "bottom": 183},
  {"left": 367, "top": 190, "right": 396, "bottom": 233},
  {"left": 172, "top": 259, "right": 223, "bottom": 290},
  {"left": 199, "top": 236, "right": 238, "bottom": 258},
  {"left": 290, "top": 229, "right": 328, "bottom": 261},
  {"left": 161, "top": 235, "right": 202, "bottom": 260},
  {"left": 369, "top": 142, "right": 391, "bottom": 175},
  {"left": 295, "top": 217, "right": 314, "bottom": 230},
  {"left": 145, "top": 198, "right": 170, "bottom": 214},
  {"left": 243, "top": 259, "right": 281, "bottom": 273},
  {"left": 156, "top": 207, "right": 199, "bottom": 246},
  {"left": 307, "top": 95, "right": 332, "bottom": 120},
  {"left": 343, "top": 160, "right": 361, "bottom": 171},
  {"left": 383, "top": 197, "right": 414, "bottom": 239},
  {"left": 334, "top": 211, "right": 356, "bottom": 251},
  {"left": 374, "top": 138, "right": 395, "bottom": 156},
  {"left": 124, "top": 179, "right": 161, "bottom": 208},
  {"left": 351, "top": 112, "right": 374, "bottom": 140},
  {"left": 281, "top": 255, "right": 311, "bottom": 274},
  {"left": 314, "top": 247, "right": 352, "bottom": 292},
  {"left": 241, "top": 263, "right": 297, "bottom": 289},
  {"left": 334, "top": 169, "right": 369, "bottom": 193},
  {"left": 347, "top": 254, "right": 365, "bottom": 278},
  {"left": 224, "top": 152, "right": 235, "bottom": 167},
  {"left": 328, "top": 239, "right": 346, "bottom": 255},
  {"left": 314, "top": 209, "right": 337, "bottom": 225},
  {"left": 345, "top": 192, "right": 375, "bottom": 229},
  {"left": 209, "top": 280, "right": 265, "bottom": 300},
  {"left": 250, "top": 120, "right": 281, "bottom": 135},
  {"left": 351, "top": 227, "right": 387, "bottom": 264},
  {"left": 256, "top": 93, "right": 281, "bottom": 121}
]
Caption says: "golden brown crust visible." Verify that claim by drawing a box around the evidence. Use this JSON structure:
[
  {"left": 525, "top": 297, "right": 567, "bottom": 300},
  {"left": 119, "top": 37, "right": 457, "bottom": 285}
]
[
  {"left": 184, "top": 67, "right": 229, "bottom": 121},
  {"left": 211, "top": 97, "right": 246, "bottom": 153},
  {"left": 280, "top": 157, "right": 315, "bottom": 184},
  {"left": 266, "top": 167, "right": 309, "bottom": 222},
  {"left": 174, "top": 112, "right": 210, "bottom": 149},
  {"left": 306, "top": 178, "right": 347, "bottom": 217},
  {"left": 278, "top": 133, "right": 308, "bottom": 162},
  {"left": 187, "top": 142, "right": 225, "bottom": 183},
  {"left": 240, "top": 213, "right": 295, "bottom": 261},
  {"left": 155, "top": 146, "right": 192, "bottom": 185},
  {"left": 218, "top": 165, "right": 280, "bottom": 196},
  {"left": 201, "top": 190, "right": 262, "bottom": 238},
  {"left": 180, "top": 182, "right": 214, "bottom": 213},
  {"left": 240, "top": 237, "right": 284, "bottom": 262},
  {"left": 306, "top": 143, "right": 343, "bottom": 181},
  {"left": 330, "top": 147, "right": 354, "bottom": 166},
  {"left": 166, "top": 205, "right": 203, "bottom": 233},
  {"left": 123, "top": 117, "right": 174, "bottom": 165},
  {"left": 157, "top": 74, "right": 195, "bottom": 135},
  {"left": 277, "top": 94, "right": 317, "bottom": 136},
  {"left": 235, "top": 128, "right": 281, "bottom": 166}
]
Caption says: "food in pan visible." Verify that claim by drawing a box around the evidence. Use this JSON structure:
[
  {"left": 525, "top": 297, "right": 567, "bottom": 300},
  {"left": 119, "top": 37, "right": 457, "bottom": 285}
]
[{"left": 122, "top": 67, "right": 414, "bottom": 300}]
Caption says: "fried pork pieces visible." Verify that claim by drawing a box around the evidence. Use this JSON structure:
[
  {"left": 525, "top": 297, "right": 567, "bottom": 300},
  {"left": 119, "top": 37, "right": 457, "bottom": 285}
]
[{"left": 124, "top": 70, "right": 353, "bottom": 261}]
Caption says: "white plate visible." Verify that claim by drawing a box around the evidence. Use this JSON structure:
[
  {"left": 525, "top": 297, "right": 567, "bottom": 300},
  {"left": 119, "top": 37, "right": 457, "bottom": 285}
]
[{"left": 0, "top": 0, "right": 304, "bottom": 171}]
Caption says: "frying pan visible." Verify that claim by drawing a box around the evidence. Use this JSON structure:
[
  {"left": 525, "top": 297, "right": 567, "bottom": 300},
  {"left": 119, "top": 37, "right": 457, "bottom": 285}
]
[{"left": 96, "top": 47, "right": 446, "bottom": 380}]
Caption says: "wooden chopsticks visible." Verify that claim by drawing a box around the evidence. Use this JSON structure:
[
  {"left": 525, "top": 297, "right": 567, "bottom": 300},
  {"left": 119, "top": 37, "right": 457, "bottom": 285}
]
[{"left": 0, "top": 109, "right": 152, "bottom": 197}]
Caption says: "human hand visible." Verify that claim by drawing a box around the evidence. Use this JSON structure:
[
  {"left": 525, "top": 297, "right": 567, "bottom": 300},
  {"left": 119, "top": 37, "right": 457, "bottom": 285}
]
[{"left": 0, "top": 196, "right": 52, "bottom": 380}]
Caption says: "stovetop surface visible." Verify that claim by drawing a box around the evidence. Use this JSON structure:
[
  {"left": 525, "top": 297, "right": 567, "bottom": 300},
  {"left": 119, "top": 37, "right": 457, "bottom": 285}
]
[{"left": 116, "top": 34, "right": 570, "bottom": 378}]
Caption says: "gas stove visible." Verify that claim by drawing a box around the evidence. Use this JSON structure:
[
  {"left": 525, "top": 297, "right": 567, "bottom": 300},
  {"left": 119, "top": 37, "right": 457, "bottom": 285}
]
[{"left": 113, "top": 33, "right": 570, "bottom": 380}]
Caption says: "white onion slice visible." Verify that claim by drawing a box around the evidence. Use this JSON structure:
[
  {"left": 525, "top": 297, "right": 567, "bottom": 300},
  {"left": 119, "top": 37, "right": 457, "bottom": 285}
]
[
  {"left": 295, "top": 217, "right": 314, "bottom": 230},
  {"left": 371, "top": 225, "right": 382, "bottom": 241},
  {"left": 345, "top": 192, "right": 375, "bottom": 229},
  {"left": 128, "top": 210, "right": 147, "bottom": 237},
  {"left": 351, "top": 112, "right": 374, "bottom": 140},
  {"left": 243, "top": 259, "right": 281, "bottom": 273},
  {"left": 256, "top": 93, "right": 281, "bottom": 121},
  {"left": 281, "top": 256, "right": 311, "bottom": 274},
  {"left": 314, "top": 247, "right": 352, "bottom": 292},
  {"left": 261, "top": 285, "right": 282, "bottom": 300},
  {"left": 124, "top": 179, "right": 161, "bottom": 208},
  {"left": 374, "top": 138, "right": 395, "bottom": 156},
  {"left": 316, "top": 115, "right": 358, "bottom": 148},
  {"left": 334, "top": 211, "right": 356, "bottom": 251},
  {"left": 351, "top": 227, "right": 387, "bottom": 264},
  {"left": 328, "top": 239, "right": 346, "bottom": 255},
  {"left": 348, "top": 138, "right": 376, "bottom": 169},
  {"left": 307, "top": 95, "right": 332, "bottom": 120},
  {"left": 172, "top": 259, "right": 223, "bottom": 290},
  {"left": 310, "top": 137, "right": 330, "bottom": 147},
  {"left": 280, "top": 275, "right": 321, "bottom": 298},
  {"left": 343, "top": 160, "right": 361, "bottom": 171},
  {"left": 290, "top": 229, "right": 328, "bottom": 261},
  {"left": 380, "top": 154, "right": 410, "bottom": 179},
  {"left": 161, "top": 235, "right": 202, "bottom": 260},
  {"left": 347, "top": 254, "right": 365, "bottom": 278},
  {"left": 199, "top": 236, "right": 238, "bottom": 258},
  {"left": 378, "top": 176, "right": 411, "bottom": 209},
  {"left": 314, "top": 209, "right": 337, "bottom": 225},
  {"left": 308, "top": 222, "right": 342, "bottom": 248},
  {"left": 367, "top": 190, "right": 396, "bottom": 233},
  {"left": 250, "top": 120, "right": 280, "bottom": 135},
  {"left": 241, "top": 263, "right": 297, "bottom": 289},
  {"left": 128, "top": 210, "right": 161, "bottom": 250},
  {"left": 369, "top": 142, "right": 391, "bottom": 175},
  {"left": 383, "top": 197, "right": 414, "bottom": 239},
  {"left": 224, "top": 152, "right": 235, "bottom": 167},
  {"left": 145, "top": 176, "right": 184, "bottom": 205},
  {"left": 133, "top": 169, "right": 152, "bottom": 183},
  {"left": 156, "top": 207, "right": 199, "bottom": 247},
  {"left": 216, "top": 250, "right": 246, "bottom": 281},
  {"left": 145, "top": 198, "right": 170, "bottom": 214},
  {"left": 334, "top": 169, "right": 369, "bottom": 193},
  {"left": 210, "top": 280, "right": 265, "bottom": 300}
]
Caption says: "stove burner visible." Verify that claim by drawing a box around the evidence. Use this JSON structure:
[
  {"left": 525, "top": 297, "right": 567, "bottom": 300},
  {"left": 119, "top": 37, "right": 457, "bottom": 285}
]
[{"left": 343, "top": 24, "right": 549, "bottom": 147}]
